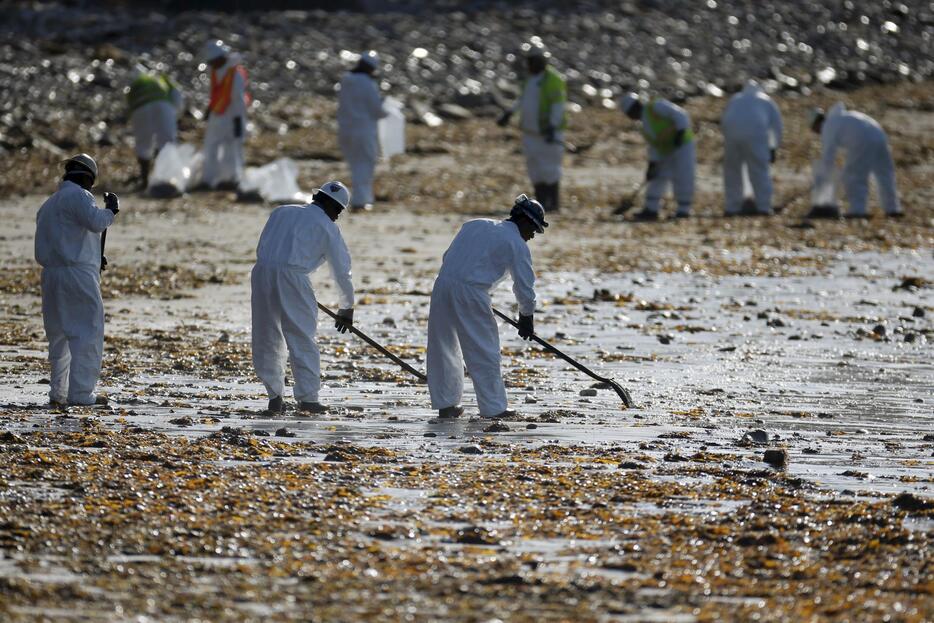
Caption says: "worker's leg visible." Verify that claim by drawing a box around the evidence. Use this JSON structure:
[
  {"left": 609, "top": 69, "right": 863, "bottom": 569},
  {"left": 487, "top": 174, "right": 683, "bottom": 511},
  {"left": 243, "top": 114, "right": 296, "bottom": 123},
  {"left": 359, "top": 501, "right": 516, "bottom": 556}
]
[
  {"left": 644, "top": 159, "right": 672, "bottom": 215},
  {"left": 279, "top": 271, "right": 321, "bottom": 404},
  {"left": 873, "top": 139, "right": 901, "bottom": 215},
  {"left": 672, "top": 142, "right": 696, "bottom": 216},
  {"left": 842, "top": 150, "right": 871, "bottom": 217},
  {"left": 62, "top": 267, "right": 105, "bottom": 406},
  {"left": 41, "top": 269, "right": 70, "bottom": 404},
  {"left": 427, "top": 279, "right": 465, "bottom": 411},
  {"left": 746, "top": 141, "right": 773, "bottom": 214},
  {"left": 251, "top": 264, "right": 288, "bottom": 401},
  {"left": 722, "top": 138, "right": 744, "bottom": 215},
  {"left": 341, "top": 131, "right": 377, "bottom": 207},
  {"left": 454, "top": 287, "right": 507, "bottom": 417},
  {"left": 201, "top": 117, "right": 224, "bottom": 188}
]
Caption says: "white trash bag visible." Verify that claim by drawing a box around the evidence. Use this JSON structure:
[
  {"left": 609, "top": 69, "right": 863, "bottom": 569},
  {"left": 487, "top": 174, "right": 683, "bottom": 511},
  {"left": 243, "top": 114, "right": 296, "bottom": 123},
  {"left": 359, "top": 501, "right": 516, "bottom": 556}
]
[
  {"left": 148, "top": 143, "right": 202, "bottom": 198},
  {"left": 238, "top": 158, "right": 308, "bottom": 203},
  {"left": 379, "top": 97, "right": 406, "bottom": 159},
  {"left": 810, "top": 158, "right": 840, "bottom": 210}
]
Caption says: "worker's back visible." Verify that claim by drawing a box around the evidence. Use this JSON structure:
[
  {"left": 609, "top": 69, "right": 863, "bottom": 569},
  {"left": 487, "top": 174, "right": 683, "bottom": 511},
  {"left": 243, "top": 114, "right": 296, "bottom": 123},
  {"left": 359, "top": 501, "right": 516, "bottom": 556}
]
[
  {"left": 35, "top": 181, "right": 112, "bottom": 269},
  {"left": 438, "top": 219, "right": 526, "bottom": 290},
  {"left": 721, "top": 86, "right": 781, "bottom": 142},
  {"left": 255, "top": 203, "right": 336, "bottom": 273},
  {"left": 337, "top": 72, "right": 384, "bottom": 134}
]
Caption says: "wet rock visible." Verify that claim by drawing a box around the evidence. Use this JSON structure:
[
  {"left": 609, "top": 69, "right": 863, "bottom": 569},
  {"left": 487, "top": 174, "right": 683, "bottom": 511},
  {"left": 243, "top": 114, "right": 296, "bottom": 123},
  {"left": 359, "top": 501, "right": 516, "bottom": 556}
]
[
  {"left": 454, "top": 526, "right": 499, "bottom": 545},
  {"left": 662, "top": 452, "right": 688, "bottom": 462},
  {"left": 0, "top": 431, "right": 26, "bottom": 444},
  {"left": 922, "top": 433, "right": 934, "bottom": 442},
  {"left": 423, "top": 432, "right": 437, "bottom": 437},
  {"left": 871, "top": 324, "right": 887, "bottom": 337},
  {"left": 892, "top": 493, "right": 934, "bottom": 512},
  {"left": 524, "top": 395, "right": 538, "bottom": 404},
  {"left": 168, "top": 415, "right": 193, "bottom": 426},
  {"left": 618, "top": 461, "right": 645, "bottom": 469},
  {"left": 912, "top": 306, "right": 925, "bottom": 318},
  {"left": 525, "top": 423, "right": 538, "bottom": 430},
  {"left": 252, "top": 430, "right": 270, "bottom": 437},
  {"left": 579, "top": 388, "right": 598, "bottom": 397},
  {"left": 458, "top": 444, "right": 483, "bottom": 455},
  {"left": 657, "top": 334, "right": 673, "bottom": 345},
  {"left": 741, "top": 429, "right": 770, "bottom": 445},
  {"left": 483, "top": 422, "right": 510, "bottom": 433},
  {"left": 275, "top": 427, "right": 296, "bottom": 438},
  {"left": 767, "top": 317, "right": 787, "bottom": 328},
  {"left": 893, "top": 277, "right": 927, "bottom": 292},
  {"left": 763, "top": 448, "right": 788, "bottom": 467}
]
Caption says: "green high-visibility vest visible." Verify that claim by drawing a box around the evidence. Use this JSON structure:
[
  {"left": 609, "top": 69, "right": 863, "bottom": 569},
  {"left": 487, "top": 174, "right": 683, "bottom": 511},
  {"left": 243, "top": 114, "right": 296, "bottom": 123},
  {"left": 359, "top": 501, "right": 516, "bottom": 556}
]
[
  {"left": 522, "top": 66, "right": 568, "bottom": 134},
  {"left": 642, "top": 99, "right": 694, "bottom": 156},
  {"left": 127, "top": 73, "right": 175, "bottom": 112}
]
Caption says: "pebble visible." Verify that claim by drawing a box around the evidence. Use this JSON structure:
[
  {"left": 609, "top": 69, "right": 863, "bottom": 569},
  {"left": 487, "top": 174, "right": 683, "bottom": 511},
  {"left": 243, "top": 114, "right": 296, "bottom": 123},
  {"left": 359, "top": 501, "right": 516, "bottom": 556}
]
[
  {"left": 657, "top": 334, "right": 673, "bottom": 345},
  {"left": 579, "top": 388, "right": 598, "bottom": 397},
  {"left": 525, "top": 423, "right": 538, "bottom": 430},
  {"left": 524, "top": 395, "right": 538, "bottom": 404},
  {"left": 742, "top": 429, "right": 770, "bottom": 445},
  {"left": 458, "top": 444, "right": 483, "bottom": 455},
  {"left": 871, "top": 324, "right": 887, "bottom": 337},
  {"left": 168, "top": 416, "right": 193, "bottom": 426},
  {"left": 912, "top": 306, "right": 925, "bottom": 318},
  {"left": 483, "top": 422, "right": 510, "bottom": 433},
  {"left": 275, "top": 427, "right": 296, "bottom": 438}
]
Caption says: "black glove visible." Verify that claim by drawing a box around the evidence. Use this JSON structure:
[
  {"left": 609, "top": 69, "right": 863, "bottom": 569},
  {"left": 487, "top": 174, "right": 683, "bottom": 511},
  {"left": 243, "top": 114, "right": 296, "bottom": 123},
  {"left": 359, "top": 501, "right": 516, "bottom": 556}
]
[
  {"left": 544, "top": 125, "right": 556, "bottom": 143},
  {"left": 496, "top": 111, "right": 512, "bottom": 127},
  {"left": 103, "top": 192, "right": 119, "bottom": 215},
  {"left": 233, "top": 116, "right": 243, "bottom": 139},
  {"left": 646, "top": 161, "right": 659, "bottom": 181},
  {"left": 203, "top": 109, "right": 211, "bottom": 121},
  {"left": 100, "top": 255, "right": 108, "bottom": 271},
  {"left": 517, "top": 314, "right": 534, "bottom": 340},
  {"left": 770, "top": 149, "right": 777, "bottom": 164},
  {"left": 673, "top": 129, "right": 686, "bottom": 148},
  {"left": 335, "top": 308, "right": 354, "bottom": 333}
]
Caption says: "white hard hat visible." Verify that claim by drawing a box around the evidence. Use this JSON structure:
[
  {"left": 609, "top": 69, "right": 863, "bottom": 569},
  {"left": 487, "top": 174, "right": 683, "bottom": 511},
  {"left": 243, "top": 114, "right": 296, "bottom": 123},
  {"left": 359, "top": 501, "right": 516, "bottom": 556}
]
[
  {"left": 510, "top": 194, "right": 549, "bottom": 234},
  {"left": 521, "top": 36, "right": 550, "bottom": 59},
  {"left": 359, "top": 50, "right": 380, "bottom": 69},
  {"left": 619, "top": 92, "right": 640, "bottom": 114},
  {"left": 63, "top": 153, "right": 98, "bottom": 179},
  {"left": 314, "top": 181, "right": 351, "bottom": 211},
  {"left": 203, "top": 39, "right": 230, "bottom": 62}
]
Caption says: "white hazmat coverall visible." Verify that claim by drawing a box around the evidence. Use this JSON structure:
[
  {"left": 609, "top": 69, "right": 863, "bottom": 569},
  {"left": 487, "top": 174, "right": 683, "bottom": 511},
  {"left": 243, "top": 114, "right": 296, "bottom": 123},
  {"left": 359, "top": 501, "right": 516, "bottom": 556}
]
[
  {"left": 251, "top": 203, "right": 355, "bottom": 403},
  {"left": 132, "top": 98, "right": 180, "bottom": 160},
  {"left": 721, "top": 83, "right": 783, "bottom": 215},
  {"left": 203, "top": 54, "right": 248, "bottom": 188},
  {"left": 34, "top": 181, "right": 115, "bottom": 405},
  {"left": 641, "top": 99, "right": 695, "bottom": 216},
  {"left": 337, "top": 72, "right": 387, "bottom": 207},
  {"left": 427, "top": 219, "right": 537, "bottom": 417},
  {"left": 516, "top": 74, "right": 565, "bottom": 185},
  {"left": 818, "top": 103, "right": 900, "bottom": 216}
]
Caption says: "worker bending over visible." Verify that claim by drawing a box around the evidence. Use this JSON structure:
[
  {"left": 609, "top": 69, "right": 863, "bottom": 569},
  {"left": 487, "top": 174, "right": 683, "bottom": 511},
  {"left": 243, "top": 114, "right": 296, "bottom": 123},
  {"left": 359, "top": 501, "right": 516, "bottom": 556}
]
[
  {"left": 427, "top": 194, "right": 547, "bottom": 419},
  {"left": 620, "top": 93, "right": 696, "bottom": 221}
]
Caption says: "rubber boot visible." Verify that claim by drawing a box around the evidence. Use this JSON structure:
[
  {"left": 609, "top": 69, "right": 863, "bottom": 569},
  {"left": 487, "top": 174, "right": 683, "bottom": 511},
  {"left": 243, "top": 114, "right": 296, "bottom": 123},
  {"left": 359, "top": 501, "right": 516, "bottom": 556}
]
[
  {"left": 138, "top": 158, "right": 151, "bottom": 190},
  {"left": 533, "top": 183, "right": 548, "bottom": 210},
  {"left": 267, "top": 395, "right": 285, "bottom": 414},
  {"left": 547, "top": 182, "right": 560, "bottom": 212},
  {"left": 438, "top": 405, "right": 465, "bottom": 419}
]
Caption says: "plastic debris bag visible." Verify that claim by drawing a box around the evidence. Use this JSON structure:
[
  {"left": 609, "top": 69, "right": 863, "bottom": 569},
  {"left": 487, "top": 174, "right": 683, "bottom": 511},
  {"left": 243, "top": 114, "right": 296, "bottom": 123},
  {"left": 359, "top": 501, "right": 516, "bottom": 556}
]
[
  {"left": 379, "top": 97, "right": 406, "bottom": 159},
  {"left": 810, "top": 158, "right": 839, "bottom": 210},
  {"left": 238, "top": 158, "right": 308, "bottom": 203},
  {"left": 148, "top": 143, "right": 202, "bottom": 198}
]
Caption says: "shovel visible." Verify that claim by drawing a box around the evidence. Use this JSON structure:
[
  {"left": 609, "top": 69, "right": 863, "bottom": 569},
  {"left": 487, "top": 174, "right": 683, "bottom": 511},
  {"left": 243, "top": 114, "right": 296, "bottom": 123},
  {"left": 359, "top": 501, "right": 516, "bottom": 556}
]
[
  {"left": 613, "top": 180, "right": 647, "bottom": 215},
  {"left": 492, "top": 307, "right": 635, "bottom": 408}
]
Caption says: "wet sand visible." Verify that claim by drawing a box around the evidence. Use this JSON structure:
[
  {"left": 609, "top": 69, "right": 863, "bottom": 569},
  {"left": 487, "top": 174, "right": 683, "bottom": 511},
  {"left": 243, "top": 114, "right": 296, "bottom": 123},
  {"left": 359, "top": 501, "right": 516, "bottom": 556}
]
[{"left": 0, "top": 80, "right": 932, "bottom": 621}]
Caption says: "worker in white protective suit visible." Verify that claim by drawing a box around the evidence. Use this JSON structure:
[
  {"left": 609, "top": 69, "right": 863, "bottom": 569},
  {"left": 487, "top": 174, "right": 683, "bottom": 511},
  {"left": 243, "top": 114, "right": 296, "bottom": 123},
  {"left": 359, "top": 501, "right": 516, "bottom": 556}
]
[
  {"left": 497, "top": 37, "right": 567, "bottom": 212},
  {"left": 251, "top": 181, "right": 355, "bottom": 414},
  {"left": 337, "top": 51, "right": 387, "bottom": 212},
  {"left": 201, "top": 40, "right": 250, "bottom": 190},
  {"left": 808, "top": 104, "right": 902, "bottom": 219},
  {"left": 127, "top": 63, "right": 183, "bottom": 188},
  {"left": 720, "top": 81, "right": 783, "bottom": 216},
  {"left": 426, "top": 194, "right": 547, "bottom": 420},
  {"left": 619, "top": 93, "right": 696, "bottom": 221},
  {"left": 34, "top": 154, "right": 120, "bottom": 406}
]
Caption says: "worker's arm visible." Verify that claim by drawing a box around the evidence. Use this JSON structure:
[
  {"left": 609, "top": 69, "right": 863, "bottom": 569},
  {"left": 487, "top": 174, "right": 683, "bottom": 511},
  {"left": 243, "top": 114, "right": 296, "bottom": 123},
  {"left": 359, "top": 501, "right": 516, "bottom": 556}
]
[
  {"left": 819, "top": 119, "right": 840, "bottom": 172},
  {"left": 327, "top": 228, "right": 355, "bottom": 311},
  {"left": 510, "top": 241, "right": 537, "bottom": 317},
  {"left": 73, "top": 190, "right": 115, "bottom": 233},
  {"left": 367, "top": 80, "right": 388, "bottom": 120},
  {"left": 548, "top": 100, "right": 565, "bottom": 138},
  {"left": 769, "top": 100, "right": 783, "bottom": 148}
]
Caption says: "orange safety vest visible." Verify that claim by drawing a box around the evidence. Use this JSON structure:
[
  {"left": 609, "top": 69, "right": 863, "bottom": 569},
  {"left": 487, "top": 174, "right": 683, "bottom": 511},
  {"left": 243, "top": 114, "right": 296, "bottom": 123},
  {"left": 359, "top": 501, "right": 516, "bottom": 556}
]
[{"left": 209, "top": 65, "right": 251, "bottom": 115}]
